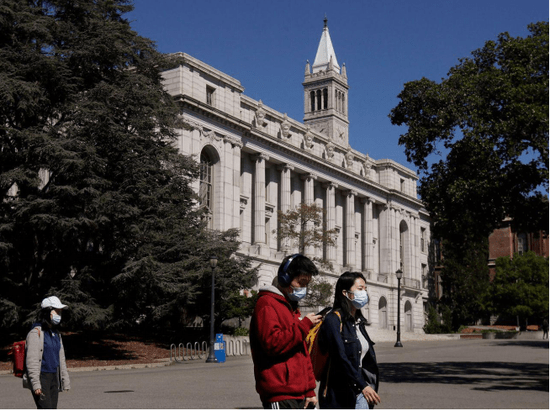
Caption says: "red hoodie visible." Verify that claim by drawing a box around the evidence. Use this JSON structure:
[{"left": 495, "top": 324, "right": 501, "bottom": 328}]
[{"left": 250, "top": 286, "right": 316, "bottom": 404}]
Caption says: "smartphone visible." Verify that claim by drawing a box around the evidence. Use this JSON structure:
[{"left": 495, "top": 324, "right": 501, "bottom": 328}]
[{"left": 316, "top": 307, "right": 331, "bottom": 317}]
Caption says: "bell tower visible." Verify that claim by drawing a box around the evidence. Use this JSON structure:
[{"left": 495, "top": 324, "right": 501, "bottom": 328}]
[{"left": 303, "top": 17, "right": 349, "bottom": 146}]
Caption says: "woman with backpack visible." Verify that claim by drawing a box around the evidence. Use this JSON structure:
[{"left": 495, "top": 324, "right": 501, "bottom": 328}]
[
  {"left": 318, "top": 272, "right": 380, "bottom": 409},
  {"left": 24, "top": 296, "right": 71, "bottom": 409}
]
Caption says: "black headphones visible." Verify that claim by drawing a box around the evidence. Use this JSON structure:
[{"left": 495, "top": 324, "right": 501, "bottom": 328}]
[{"left": 277, "top": 254, "right": 302, "bottom": 288}]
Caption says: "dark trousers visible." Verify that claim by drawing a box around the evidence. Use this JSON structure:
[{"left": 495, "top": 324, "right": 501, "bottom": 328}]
[
  {"left": 263, "top": 399, "right": 314, "bottom": 409},
  {"left": 32, "top": 372, "right": 59, "bottom": 409}
]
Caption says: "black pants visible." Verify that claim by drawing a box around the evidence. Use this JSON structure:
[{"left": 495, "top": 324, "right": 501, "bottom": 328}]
[
  {"left": 32, "top": 372, "right": 59, "bottom": 409},
  {"left": 263, "top": 399, "right": 314, "bottom": 409}
]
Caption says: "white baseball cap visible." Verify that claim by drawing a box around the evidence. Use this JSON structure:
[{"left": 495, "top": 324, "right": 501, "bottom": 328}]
[{"left": 41, "top": 296, "right": 68, "bottom": 310}]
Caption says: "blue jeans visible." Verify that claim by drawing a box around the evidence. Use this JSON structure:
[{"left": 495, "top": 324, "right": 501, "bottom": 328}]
[{"left": 356, "top": 393, "right": 369, "bottom": 409}]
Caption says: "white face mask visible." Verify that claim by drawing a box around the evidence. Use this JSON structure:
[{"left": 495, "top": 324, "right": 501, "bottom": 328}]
[
  {"left": 51, "top": 314, "right": 62, "bottom": 325},
  {"left": 346, "top": 289, "right": 369, "bottom": 309},
  {"left": 288, "top": 286, "right": 307, "bottom": 301}
]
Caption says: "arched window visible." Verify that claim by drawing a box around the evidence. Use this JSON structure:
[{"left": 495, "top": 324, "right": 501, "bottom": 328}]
[
  {"left": 323, "top": 88, "right": 328, "bottom": 109},
  {"left": 316, "top": 90, "right": 322, "bottom": 111},
  {"left": 342, "top": 93, "right": 346, "bottom": 115},
  {"left": 378, "top": 297, "right": 388, "bottom": 329},
  {"left": 199, "top": 150, "right": 213, "bottom": 213},
  {"left": 310, "top": 91, "right": 315, "bottom": 112}
]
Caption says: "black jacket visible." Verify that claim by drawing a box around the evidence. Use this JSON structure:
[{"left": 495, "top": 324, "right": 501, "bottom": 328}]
[{"left": 318, "top": 310, "right": 379, "bottom": 409}]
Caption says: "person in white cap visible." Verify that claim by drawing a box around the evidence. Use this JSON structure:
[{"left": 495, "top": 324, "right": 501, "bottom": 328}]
[{"left": 23, "top": 296, "right": 71, "bottom": 409}]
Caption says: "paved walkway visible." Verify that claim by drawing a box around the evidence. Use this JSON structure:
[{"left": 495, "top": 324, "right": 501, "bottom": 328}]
[{"left": 1, "top": 338, "right": 547, "bottom": 409}]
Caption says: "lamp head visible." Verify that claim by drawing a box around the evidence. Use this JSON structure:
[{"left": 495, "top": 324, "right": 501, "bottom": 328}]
[
  {"left": 396, "top": 269, "right": 403, "bottom": 280},
  {"left": 209, "top": 255, "right": 218, "bottom": 269}
]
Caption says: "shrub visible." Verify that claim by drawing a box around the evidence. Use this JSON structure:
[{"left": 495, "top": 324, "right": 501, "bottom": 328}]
[
  {"left": 233, "top": 327, "right": 249, "bottom": 337},
  {"left": 424, "top": 306, "right": 441, "bottom": 334}
]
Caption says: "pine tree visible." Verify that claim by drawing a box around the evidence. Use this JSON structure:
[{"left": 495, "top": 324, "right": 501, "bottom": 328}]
[{"left": 0, "top": 0, "right": 256, "bottom": 334}]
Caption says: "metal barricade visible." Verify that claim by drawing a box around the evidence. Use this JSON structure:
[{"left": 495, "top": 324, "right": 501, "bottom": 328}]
[
  {"left": 170, "top": 336, "right": 250, "bottom": 363},
  {"left": 170, "top": 341, "right": 208, "bottom": 362},
  {"left": 225, "top": 336, "right": 250, "bottom": 356},
  {"left": 170, "top": 343, "right": 186, "bottom": 363}
]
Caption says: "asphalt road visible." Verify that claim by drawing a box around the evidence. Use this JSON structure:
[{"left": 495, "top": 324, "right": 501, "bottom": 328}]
[{"left": 0, "top": 339, "right": 547, "bottom": 409}]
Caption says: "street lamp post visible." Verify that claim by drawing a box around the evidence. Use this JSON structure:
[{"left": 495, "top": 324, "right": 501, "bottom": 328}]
[
  {"left": 206, "top": 255, "right": 218, "bottom": 363},
  {"left": 395, "top": 269, "right": 403, "bottom": 348}
]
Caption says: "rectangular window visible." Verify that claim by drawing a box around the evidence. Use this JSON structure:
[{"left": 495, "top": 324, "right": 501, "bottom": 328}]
[{"left": 206, "top": 86, "right": 215, "bottom": 106}]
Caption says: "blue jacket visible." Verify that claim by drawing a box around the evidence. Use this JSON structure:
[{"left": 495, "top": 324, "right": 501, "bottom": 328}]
[{"left": 318, "top": 310, "right": 379, "bottom": 409}]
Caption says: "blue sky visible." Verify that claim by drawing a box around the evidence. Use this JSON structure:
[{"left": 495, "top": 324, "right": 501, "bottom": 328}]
[{"left": 128, "top": 0, "right": 548, "bottom": 174}]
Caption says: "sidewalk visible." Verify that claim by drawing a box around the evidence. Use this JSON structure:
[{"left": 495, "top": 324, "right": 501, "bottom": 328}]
[
  {"left": 2, "top": 330, "right": 544, "bottom": 376},
  {"left": 1, "top": 339, "right": 547, "bottom": 409}
]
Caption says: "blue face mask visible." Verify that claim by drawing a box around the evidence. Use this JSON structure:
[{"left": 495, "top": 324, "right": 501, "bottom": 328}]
[
  {"left": 288, "top": 286, "right": 307, "bottom": 301},
  {"left": 347, "top": 290, "right": 369, "bottom": 309},
  {"left": 51, "top": 314, "right": 62, "bottom": 325}
]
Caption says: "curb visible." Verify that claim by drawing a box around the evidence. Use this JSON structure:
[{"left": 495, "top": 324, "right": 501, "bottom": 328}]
[
  {"left": 67, "top": 358, "right": 174, "bottom": 373},
  {"left": 0, "top": 359, "right": 174, "bottom": 376}
]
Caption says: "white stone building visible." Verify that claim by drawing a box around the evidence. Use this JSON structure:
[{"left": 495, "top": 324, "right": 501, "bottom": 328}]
[{"left": 162, "top": 20, "right": 431, "bottom": 332}]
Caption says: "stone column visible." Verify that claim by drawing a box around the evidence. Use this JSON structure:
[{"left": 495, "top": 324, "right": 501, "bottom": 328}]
[
  {"left": 278, "top": 164, "right": 293, "bottom": 213},
  {"left": 302, "top": 174, "right": 317, "bottom": 256},
  {"left": 345, "top": 190, "right": 357, "bottom": 269},
  {"left": 362, "top": 197, "right": 373, "bottom": 276},
  {"left": 324, "top": 182, "right": 338, "bottom": 263},
  {"left": 277, "top": 164, "right": 293, "bottom": 252},
  {"left": 232, "top": 140, "right": 243, "bottom": 231},
  {"left": 221, "top": 137, "right": 243, "bottom": 232},
  {"left": 392, "top": 206, "right": 400, "bottom": 274},
  {"left": 303, "top": 174, "right": 316, "bottom": 205},
  {"left": 412, "top": 214, "right": 420, "bottom": 283},
  {"left": 254, "top": 153, "right": 269, "bottom": 246},
  {"left": 379, "top": 203, "right": 390, "bottom": 276}
]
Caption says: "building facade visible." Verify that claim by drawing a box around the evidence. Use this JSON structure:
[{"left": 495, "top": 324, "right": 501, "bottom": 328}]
[
  {"left": 162, "top": 21, "right": 431, "bottom": 332},
  {"left": 489, "top": 218, "right": 549, "bottom": 277},
  {"left": 431, "top": 221, "right": 549, "bottom": 302}
]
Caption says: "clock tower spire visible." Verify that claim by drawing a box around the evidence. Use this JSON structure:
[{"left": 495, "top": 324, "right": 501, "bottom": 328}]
[{"left": 303, "top": 17, "right": 349, "bottom": 146}]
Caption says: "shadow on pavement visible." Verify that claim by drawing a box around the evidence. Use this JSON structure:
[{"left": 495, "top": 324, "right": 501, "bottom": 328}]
[
  {"left": 491, "top": 340, "right": 549, "bottom": 349},
  {"left": 379, "top": 361, "right": 549, "bottom": 392}
]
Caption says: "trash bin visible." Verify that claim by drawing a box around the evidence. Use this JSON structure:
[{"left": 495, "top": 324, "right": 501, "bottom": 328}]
[{"left": 214, "top": 333, "right": 226, "bottom": 363}]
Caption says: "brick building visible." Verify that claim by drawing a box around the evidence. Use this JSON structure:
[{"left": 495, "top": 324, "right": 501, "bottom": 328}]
[
  {"left": 431, "top": 220, "right": 549, "bottom": 301},
  {"left": 488, "top": 217, "right": 549, "bottom": 278}
]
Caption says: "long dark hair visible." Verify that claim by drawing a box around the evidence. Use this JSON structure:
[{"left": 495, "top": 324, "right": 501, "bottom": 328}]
[
  {"left": 333, "top": 271, "right": 367, "bottom": 323},
  {"left": 37, "top": 307, "right": 53, "bottom": 330}
]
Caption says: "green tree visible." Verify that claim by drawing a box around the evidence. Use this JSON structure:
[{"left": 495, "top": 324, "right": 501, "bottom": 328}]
[
  {"left": 274, "top": 203, "right": 338, "bottom": 268},
  {"left": 219, "top": 290, "right": 258, "bottom": 330},
  {"left": 274, "top": 203, "right": 336, "bottom": 307},
  {"left": 301, "top": 276, "right": 334, "bottom": 309},
  {"left": 487, "top": 251, "right": 549, "bottom": 329},
  {"left": 438, "top": 239, "right": 491, "bottom": 329},
  {"left": 423, "top": 305, "right": 442, "bottom": 334},
  {"left": 390, "top": 22, "right": 548, "bottom": 329},
  {"left": 389, "top": 22, "right": 548, "bottom": 244},
  {"left": 0, "top": 0, "right": 256, "bottom": 334}
]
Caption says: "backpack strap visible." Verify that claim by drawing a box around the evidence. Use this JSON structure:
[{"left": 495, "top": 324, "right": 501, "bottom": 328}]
[{"left": 334, "top": 311, "right": 342, "bottom": 332}]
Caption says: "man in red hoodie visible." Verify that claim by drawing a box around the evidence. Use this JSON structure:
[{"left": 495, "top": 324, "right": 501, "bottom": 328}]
[{"left": 250, "top": 254, "right": 322, "bottom": 409}]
